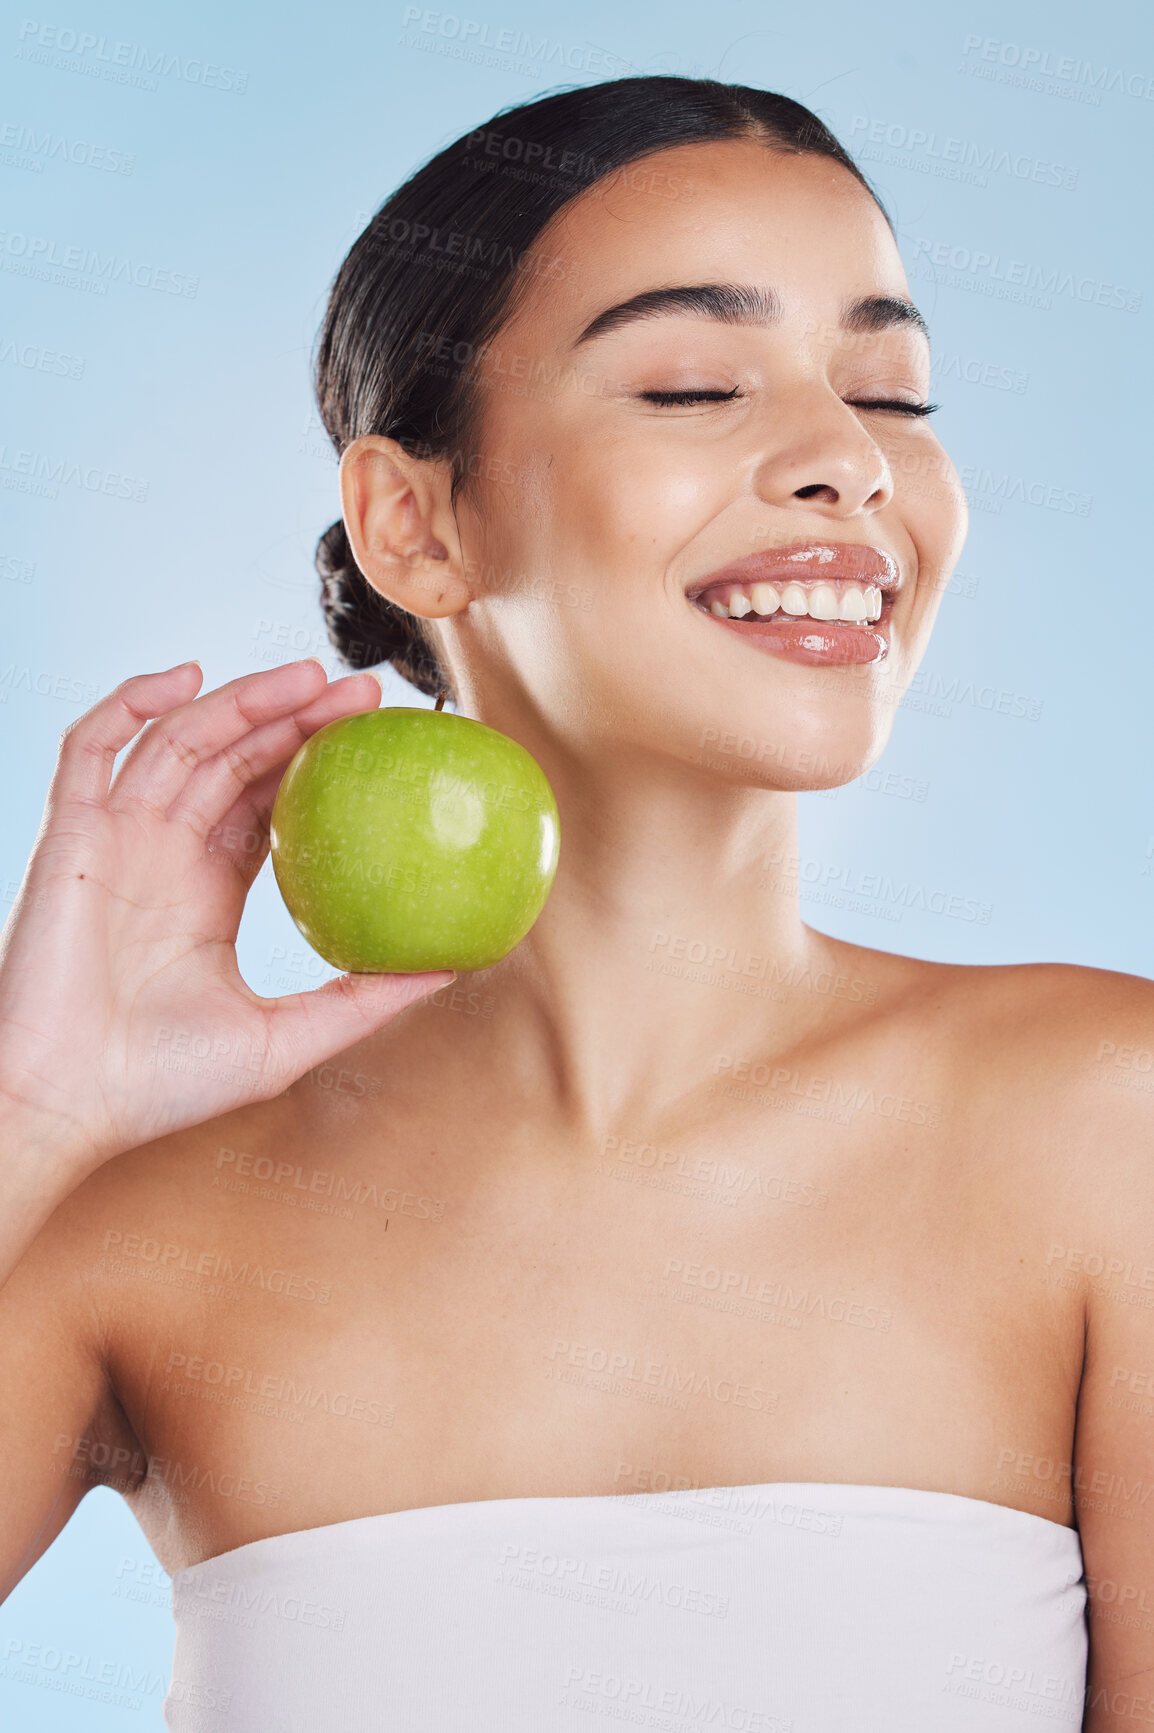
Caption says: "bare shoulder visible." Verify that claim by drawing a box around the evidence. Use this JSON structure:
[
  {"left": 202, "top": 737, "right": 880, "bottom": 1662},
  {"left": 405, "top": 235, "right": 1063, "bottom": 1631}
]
[
  {"left": 12, "top": 1087, "right": 307, "bottom": 1335},
  {"left": 20, "top": 1003, "right": 446, "bottom": 1344},
  {"left": 974, "top": 955, "right": 1154, "bottom": 1044},
  {"left": 872, "top": 949, "right": 1154, "bottom": 1192},
  {"left": 59, "top": 1009, "right": 403, "bottom": 1215},
  {"left": 95, "top": 1092, "right": 297, "bottom": 1217},
  {"left": 1007, "top": 958, "right": 1154, "bottom": 1225},
  {"left": 941, "top": 955, "right": 1154, "bottom": 1109},
  {"left": 856, "top": 943, "right": 1154, "bottom": 1072},
  {"left": 836, "top": 939, "right": 1153, "bottom": 1144}
]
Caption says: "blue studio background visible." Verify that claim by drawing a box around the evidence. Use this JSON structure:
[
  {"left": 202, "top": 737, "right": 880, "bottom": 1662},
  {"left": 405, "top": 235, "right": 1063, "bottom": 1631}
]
[{"left": 1, "top": 0, "right": 1150, "bottom": 1722}]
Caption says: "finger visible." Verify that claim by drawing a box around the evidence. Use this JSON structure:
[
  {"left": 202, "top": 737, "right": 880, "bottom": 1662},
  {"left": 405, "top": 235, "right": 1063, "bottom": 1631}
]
[
  {"left": 50, "top": 663, "right": 204, "bottom": 807},
  {"left": 169, "top": 672, "right": 383, "bottom": 839},
  {"left": 261, "top": 969, "right": 457, "bottom": 1082},
  {"left": 111, "top": 659, "right": 331, "bottom": 814},
  {"left": 204, "top": 761, "right": 282, "bottom": 879}
]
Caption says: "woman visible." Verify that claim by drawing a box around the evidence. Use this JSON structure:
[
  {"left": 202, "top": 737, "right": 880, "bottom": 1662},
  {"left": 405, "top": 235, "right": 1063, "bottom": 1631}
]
[{"left": 1, "top": 74, "right": 1149, "bottom": 1731}]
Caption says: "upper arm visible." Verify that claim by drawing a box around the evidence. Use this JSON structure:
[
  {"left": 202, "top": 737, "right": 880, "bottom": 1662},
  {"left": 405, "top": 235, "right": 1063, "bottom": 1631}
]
[
  {"left": 0, "top": 1182, "right": 132, "bottom": 1602},
  {"left": 1063, "top": 973, "right": 1154, "bottom": 1728}
]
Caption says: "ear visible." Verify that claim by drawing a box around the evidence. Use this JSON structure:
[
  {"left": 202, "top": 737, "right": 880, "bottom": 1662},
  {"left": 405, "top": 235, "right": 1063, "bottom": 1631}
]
[{"left": 338, "top": 435, "right": 472, "bottom": 619}]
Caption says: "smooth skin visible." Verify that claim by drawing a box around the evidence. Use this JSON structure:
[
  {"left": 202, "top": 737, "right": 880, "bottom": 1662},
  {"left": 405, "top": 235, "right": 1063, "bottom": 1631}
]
[{"left": 2, "top": 140, "right": 1151, "bottom": 1729}]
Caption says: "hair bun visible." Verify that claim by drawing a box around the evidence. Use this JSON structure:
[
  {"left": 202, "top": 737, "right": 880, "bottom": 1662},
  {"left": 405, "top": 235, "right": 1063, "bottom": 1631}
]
[
  {"left": 315, "top": 519, "right": 445, "bottom": 698},
  {"left": 315, "top": 517, "right": 356, "bottom": 589}
]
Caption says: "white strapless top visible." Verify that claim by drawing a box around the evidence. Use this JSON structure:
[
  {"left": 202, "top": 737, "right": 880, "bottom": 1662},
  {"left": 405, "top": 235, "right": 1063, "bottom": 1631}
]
[{"left": 165, "top": 1482, "right": 1087, "bottom": 1731}]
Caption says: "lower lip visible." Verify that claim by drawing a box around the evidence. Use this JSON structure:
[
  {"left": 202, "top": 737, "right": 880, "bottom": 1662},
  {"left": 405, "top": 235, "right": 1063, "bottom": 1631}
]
[{"left": 693, "top": 605, "right": 892, "bottom": 666}]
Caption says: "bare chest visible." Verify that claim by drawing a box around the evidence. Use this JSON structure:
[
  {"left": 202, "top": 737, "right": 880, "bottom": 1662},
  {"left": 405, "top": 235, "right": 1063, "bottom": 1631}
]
[{"left": 107, "top": 1098, "right": 1084, "bottom": 1570}]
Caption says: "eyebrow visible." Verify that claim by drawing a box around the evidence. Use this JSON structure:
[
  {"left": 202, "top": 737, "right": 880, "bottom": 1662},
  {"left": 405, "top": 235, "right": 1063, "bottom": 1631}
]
[{"left": 571, "top": 282, "right": 930, "bottom": 347}]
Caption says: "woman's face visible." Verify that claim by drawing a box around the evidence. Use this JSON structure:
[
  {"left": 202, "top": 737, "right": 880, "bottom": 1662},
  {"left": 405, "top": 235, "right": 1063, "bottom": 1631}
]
[{"left": 442, "top": 137, "right": 968, "bottom": 789}]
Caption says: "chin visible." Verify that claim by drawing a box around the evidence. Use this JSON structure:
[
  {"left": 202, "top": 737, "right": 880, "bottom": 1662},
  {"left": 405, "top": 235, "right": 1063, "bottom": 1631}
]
[{"left": 686, "top": 691, "right": 897, "bottom": 794}]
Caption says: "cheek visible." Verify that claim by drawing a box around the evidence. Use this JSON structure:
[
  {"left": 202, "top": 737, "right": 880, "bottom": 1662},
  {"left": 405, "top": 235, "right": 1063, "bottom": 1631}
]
[
  {"left": 890, "top": 465, "right": 967, "bottom": 665},
  {"left": 480, "top": 386, "right": 729, "bottom": 585},
  {"left": 894, "top": 438, "right": 968, "bottom": 584},
  {"left": 552, "top": 442, "right": 729, "bottom": 582}
]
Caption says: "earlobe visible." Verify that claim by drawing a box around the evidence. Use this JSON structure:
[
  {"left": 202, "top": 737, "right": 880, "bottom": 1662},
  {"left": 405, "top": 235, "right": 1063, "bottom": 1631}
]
[{"left": 338, "top": 435, "right": 471, "bottom": 619}]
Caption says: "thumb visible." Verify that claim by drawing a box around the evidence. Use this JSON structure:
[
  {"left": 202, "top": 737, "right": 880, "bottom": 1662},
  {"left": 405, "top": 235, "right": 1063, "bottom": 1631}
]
[{"left": 262, "top": 968, "right": 456, "bottom": 1080}]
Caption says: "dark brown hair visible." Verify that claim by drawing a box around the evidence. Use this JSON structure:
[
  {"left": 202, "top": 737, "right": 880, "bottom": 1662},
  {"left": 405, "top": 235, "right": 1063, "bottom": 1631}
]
[{"left": 313, "top": 75, "right": 887, "bottom": 698}]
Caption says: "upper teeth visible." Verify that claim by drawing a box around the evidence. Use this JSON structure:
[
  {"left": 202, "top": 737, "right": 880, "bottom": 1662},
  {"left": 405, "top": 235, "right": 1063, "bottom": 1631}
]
[{"left": 706, "top": 580, "right": 883, "bottom": 623}]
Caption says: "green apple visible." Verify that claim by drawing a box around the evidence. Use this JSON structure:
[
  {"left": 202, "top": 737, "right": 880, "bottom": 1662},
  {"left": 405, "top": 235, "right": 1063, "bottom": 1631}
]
[{"left": 269, "top": 706, "right": 560, "bottom": 973}]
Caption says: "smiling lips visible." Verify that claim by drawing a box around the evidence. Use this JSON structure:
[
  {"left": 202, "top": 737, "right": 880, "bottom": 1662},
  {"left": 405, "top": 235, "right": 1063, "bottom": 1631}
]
[{"left": 688, "top": 542, "right": 901, "bottom": 667}]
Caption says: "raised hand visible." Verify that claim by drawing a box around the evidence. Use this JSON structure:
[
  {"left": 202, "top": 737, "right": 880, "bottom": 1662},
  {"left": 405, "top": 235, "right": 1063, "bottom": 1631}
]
[{"left": 0, "top": 658, "right": 452, "bottom": 1190}]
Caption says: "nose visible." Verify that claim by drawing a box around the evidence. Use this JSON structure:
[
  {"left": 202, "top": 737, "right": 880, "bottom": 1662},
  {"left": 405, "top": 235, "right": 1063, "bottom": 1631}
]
[{"left": 751, "top": 384, "right": 895, "bottom": 517}]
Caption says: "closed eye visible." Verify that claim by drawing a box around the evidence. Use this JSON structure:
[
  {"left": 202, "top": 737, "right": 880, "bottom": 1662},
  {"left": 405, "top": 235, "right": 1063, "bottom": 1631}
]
[
  {"left": 637, "top": 387, "right": 742, "bottom": 407},
  {"left": 846, "top": 398, "right": 939, "bottom": 416},
  {"left": 637, "top": 388, "right": 938, "bottom": 415}
]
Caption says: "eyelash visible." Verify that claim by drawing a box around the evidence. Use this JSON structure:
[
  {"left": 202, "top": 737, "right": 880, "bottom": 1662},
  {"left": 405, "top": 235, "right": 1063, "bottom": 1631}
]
[{"left": 638, "top": 387, "right": 939, "bottom": 416}]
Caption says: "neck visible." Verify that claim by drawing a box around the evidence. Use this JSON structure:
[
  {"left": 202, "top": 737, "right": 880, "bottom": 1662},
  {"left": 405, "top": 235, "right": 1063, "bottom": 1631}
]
[{"left": 460, "top": 747, "right": 860, "bottom": 1139}]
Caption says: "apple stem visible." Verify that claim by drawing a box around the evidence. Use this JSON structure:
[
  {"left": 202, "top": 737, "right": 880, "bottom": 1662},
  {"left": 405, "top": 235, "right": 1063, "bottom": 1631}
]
[{"left": 435, "top": 689, "right": 448, "bottom": 711}]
